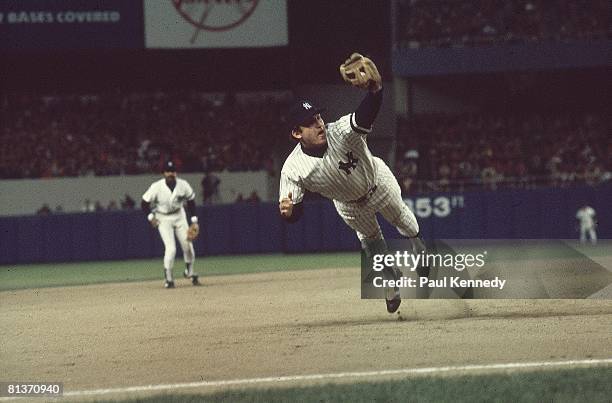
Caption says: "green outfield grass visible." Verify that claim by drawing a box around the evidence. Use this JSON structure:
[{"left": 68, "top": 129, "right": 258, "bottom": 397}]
[
  {"left": 98, "top": 366, "right": 612, "bottom": 403},
  {"left": 1, "top": 240, "right": 610, "bottom": 292},
  {"left": 0, "top": 253, "right": 359, "bottom": 291}
]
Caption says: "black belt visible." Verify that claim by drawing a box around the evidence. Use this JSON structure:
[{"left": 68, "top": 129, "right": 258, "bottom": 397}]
[
  {"left": 347, "top": 185, "right": 377, "bottom": 204},
  {"left": 156, "top": 209, "right": 180, "bottom": 215}
]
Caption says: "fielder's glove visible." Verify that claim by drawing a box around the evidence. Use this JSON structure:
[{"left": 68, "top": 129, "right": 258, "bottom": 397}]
[
  {"left": 339, "top": 52, "right": 382, "bottom": 92},
  {"left": 187, "top": 223, "right": 200, "bottom": 241}
]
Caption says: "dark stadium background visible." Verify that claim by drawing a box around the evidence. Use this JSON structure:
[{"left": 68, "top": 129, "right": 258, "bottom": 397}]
[
  {"left": 1, "top": 1, "right": 611, "bottom": 402},
  {"left": 1, "top": 1, "right": 391, "bottom": 92}
]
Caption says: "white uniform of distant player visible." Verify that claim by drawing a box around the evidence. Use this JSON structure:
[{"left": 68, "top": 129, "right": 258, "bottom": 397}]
[
  {"left": 280, "top": 112, "right": 419, "bottom": 250},
  {"left": 576, "top": 206, "right": 597, "bottom": 244},
  {"left": 142, "top": 178, "right": 196, "bottom": 282}
]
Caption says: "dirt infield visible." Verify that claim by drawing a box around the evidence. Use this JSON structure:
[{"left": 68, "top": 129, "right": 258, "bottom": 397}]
[{"left": 1, "top": 267, "right": 612, "bottom": 400}]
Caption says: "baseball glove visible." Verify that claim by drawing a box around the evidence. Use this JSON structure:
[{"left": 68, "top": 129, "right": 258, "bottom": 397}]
[
  {"left": 339, "top": 53, "right": 382, "bottom": 92},
  {"left": 187, "top": 223, "right": 199, "bottom": 241}
]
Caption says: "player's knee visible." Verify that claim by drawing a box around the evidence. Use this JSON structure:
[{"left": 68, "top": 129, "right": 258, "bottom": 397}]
[
  {"left": 405, "top": 221, "right": 420, "bottom": 238},
  {"left": 393, "top": 210, "right": 419, "bottom": 238},
  {"left": 165, "top": 246, "right": 176, "bottom": 259},
  {"left": 184, "top": 246, "right": 194, "bottom": 260},
  {"left": 359, "top": 229, "right": 383, "bottom": 245}
]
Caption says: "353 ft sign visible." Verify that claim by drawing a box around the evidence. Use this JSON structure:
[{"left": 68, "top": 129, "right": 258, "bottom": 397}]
[{"left": 403, "top": 196, "right": 464, "bottom": 218}]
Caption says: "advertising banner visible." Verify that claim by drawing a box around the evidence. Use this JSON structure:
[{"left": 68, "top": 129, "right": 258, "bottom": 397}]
[
  {"left": 144, "top": 0, "right": 288, "bottom": 48},
  {"left": 0, "top": 0, "right": 143, "bottom": 50}
]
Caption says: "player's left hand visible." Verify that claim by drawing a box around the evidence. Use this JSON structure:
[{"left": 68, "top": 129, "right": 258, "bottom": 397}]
[
  {"left": 187, "top": 223, "right": 199, "bottom": 241},
  {"left": 339, "top": 53, "right": 382, "bottom": 93}
]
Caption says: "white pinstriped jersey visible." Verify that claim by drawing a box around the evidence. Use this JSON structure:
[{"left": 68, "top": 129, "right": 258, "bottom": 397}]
[
  {"left": 142, "top": 178, "right": 195, "bottom": 214},
  {"left": 279, "top": 113, "right": 380, "bottom": 203},
  {"left": 576, "top": 206, "right": 596, "bottom": 229}
]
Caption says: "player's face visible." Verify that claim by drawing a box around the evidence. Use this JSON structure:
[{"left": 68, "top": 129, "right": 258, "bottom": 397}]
[
  {"left": 163, "top": 171, "right": 177, "bottom": 183},
  {"left": 295, "top": 114, "right": 327, "bottom": 148}
]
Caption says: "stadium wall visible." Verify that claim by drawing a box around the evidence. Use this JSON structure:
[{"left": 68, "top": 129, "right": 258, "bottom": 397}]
[{"left": 1, "top": 184, "right": 609, "bottom": 264}]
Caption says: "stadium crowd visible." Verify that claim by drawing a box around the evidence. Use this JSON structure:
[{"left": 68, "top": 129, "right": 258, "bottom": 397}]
[
  {"left": 3, "top": 92, "right": 609, "bottom": 195},
  {"left": 396, "top": 0, "right": 610, "bottom": 48},
  {"left": 1, "top": 91, "right": 287, "bottom": 179},
  {"left": 396, "top": 112, "right": 611, "bottom": 193}
]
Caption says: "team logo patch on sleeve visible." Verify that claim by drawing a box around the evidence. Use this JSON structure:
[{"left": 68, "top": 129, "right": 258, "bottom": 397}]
[{"left": 338, "top": 151, "right": 359, "bottom": 175}]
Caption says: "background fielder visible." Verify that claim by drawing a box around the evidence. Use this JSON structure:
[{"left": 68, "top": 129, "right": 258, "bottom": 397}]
[
  {"left": 142, "top": 160, "right": 200, "bottom": 288},
  {"left": 576, "top": 205, "right": 597, "bottom": 245},
  {"left": 279, "top": 53, "right": 428, "bottom": 314}
]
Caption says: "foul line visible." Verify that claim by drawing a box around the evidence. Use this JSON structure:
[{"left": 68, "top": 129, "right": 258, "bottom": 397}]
[{"left": 2, "top": 358, "right": 611, "bottom": 400}]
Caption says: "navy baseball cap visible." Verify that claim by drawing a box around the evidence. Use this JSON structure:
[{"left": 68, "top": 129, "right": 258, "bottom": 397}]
[
  {"left": 288, "top": 99, "right": 325, "bottom": 131},
  {"left": 162, "top": 160, "right": 177, "bottom": 172}
]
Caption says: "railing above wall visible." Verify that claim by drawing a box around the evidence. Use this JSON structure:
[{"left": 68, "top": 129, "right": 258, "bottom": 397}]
[
  {"left": 392, "top": 39, "right": 612, "bottom": 76},
  {"left": 402, "top": 176, "right": 610, "bottom": 194},
  {"left": 0, "top": 171, "right": 273, "bottom": 217}
]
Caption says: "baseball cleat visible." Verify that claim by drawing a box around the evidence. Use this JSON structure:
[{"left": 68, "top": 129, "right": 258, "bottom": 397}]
[
  {"left": 164, "top": 280, "right": 175, "bottom": 289},
  {"left": 191, "top": 274, "right": 200, "bottom": 286},
  {"left": 382, "top": 265, "right": 402, "bottom": 313},
  {"left": 184, "top": 269, "right": 200, "bottom": 285},
  {"left": 386, "top": 296, "right": 401, "bottom": 313}
]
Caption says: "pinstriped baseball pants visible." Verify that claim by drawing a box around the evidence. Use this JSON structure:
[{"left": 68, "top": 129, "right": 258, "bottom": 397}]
[
  {"left": 156, "top": 210, "right": 195, "bottom": 273},
  {"left": 333, "top": 158, "right": 419, "bottom": 243}
]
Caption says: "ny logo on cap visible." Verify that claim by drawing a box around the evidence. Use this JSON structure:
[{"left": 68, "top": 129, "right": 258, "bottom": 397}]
[{"left": 302, "top": 102, "right": 312, "bottom": 110}]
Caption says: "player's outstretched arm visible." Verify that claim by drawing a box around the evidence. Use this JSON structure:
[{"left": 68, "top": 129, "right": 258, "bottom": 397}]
[{"left": 354, "top": 88, "right": 383, "bottom": 131}]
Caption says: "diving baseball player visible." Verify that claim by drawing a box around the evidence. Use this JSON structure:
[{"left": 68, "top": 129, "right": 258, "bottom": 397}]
[
  {"left": 142, "top": 160, "right": 200, "bottom": 288},
  {"left": 279, "top": 53, "right": 428, "bottom": 313},
  {"left": 576, "top": 205, "right": 597, "bottom": 245}
]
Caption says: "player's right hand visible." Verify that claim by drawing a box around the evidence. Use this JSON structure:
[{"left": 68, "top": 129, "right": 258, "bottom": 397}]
[
  {"left": 150, "top": 218, "right": 160, "bottom": 228},
  {"left": 279, "top": 192, "right": 294, "bottom": 218}
]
